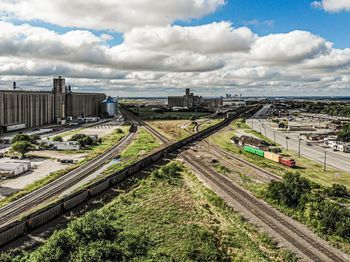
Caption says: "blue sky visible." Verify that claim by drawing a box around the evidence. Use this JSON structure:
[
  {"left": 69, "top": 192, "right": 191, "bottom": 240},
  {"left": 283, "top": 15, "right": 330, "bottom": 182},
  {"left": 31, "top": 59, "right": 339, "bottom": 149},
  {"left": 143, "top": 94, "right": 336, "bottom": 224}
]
[
  {"left": 182, "top": 0, "right": 350, "bottom": 48},
  {"left": 10, "top": 0, "right": 350, "bottom": 48}
]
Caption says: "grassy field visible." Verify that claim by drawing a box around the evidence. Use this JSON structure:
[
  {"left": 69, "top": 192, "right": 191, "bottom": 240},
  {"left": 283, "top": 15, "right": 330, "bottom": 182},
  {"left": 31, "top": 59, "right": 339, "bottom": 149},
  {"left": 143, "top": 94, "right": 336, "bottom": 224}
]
[
  {"left": 127, "top": 106, "right": 210, "bottom": 120},
  {"left": 0, "top": 127, "right": 130, "bottom": 208},
  {"left": 209, "top": 120, "right": 350, "bottom": 189},
  {"left": 146, "top": 120, "right": 191, "bottom": 141},
  {"left": 102, "top": 127, "right": 161, "bottom": 176},
  {"left": 198, "top": 118, "right": 224, "bottom": 131},
  {"left": 2, "top": 162, "right": 296, "bottom": 261}
]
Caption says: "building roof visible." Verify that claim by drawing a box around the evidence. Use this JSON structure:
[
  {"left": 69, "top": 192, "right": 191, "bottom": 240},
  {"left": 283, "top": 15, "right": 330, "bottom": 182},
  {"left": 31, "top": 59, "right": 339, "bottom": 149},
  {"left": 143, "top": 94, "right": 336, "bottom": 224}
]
[
  {"left": 238, "top": 135, "right": 270, "bottom": 147},
  {"left": 0, "top": 162, "right": 25, "bottom": 171},
  {"left": 102, "top": 96, "right": 117, "bottom": 104}
]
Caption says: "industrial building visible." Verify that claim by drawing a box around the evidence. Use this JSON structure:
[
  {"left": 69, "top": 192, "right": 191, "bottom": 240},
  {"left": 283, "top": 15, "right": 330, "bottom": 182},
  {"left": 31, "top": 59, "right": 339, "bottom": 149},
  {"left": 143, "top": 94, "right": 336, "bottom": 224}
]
[
  {"left": 0, "top": 159, "right": 31, "bottom": 178},
  {"left": 0, "top": 77, "right": 106, "bottom": 133},
  {"left": 168, "top": 89, "right": 223, "bottom": 109}
]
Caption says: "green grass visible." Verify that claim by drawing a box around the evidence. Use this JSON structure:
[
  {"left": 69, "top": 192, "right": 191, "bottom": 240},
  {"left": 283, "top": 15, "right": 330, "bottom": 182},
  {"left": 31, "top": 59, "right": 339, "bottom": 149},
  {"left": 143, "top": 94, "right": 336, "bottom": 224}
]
[
  {"left": 198, "top": 118, "right": 224, "bottom": 131},
  {"left": 209, "top": 120, "right": 350, "bottom": 189},
  {"left": 102, "top": 128, "right": 161, "bottom": 176},
  {"left": 0, "top": 127, "right": 130, "bottom": 208},
  {"left": 146, "top": 120, "right": 191, "bottom": 141},
  {"left": 2, "top": 162, "right": 297, "bottom": 261}
]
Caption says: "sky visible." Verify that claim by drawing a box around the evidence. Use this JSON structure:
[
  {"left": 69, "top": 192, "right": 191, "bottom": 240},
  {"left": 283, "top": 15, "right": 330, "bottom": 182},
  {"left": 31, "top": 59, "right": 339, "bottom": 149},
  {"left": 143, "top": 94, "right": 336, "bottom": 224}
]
[{"left": 0, "top": 0, "right": 350, "bottom": 97}]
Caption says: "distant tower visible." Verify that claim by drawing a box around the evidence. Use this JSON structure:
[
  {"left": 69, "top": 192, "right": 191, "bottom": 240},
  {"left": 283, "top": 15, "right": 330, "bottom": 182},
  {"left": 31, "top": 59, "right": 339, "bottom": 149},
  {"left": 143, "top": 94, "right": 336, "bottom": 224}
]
[
  {"left": 185, "top": 88, "right": 190, "bottom": 96},
  {"left": 13, "top": 82, "right": 16, "bottom": 90},
  {"left": 53, "top": 76, "right": 66, "bottom": 93},
  {"left": 53, "top": 76, "right": 67, "bottom": 123}
]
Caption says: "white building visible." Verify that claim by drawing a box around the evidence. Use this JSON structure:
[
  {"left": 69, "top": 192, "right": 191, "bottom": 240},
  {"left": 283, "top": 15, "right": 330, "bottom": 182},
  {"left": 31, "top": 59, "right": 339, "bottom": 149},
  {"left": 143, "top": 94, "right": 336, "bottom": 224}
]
[
  {"left": 0, "top": 159, "right": 31, "bottom": 177},
  {"left": 55, "top": 141, "right": 80, "bottom": 151},
  {"left": 47, "top": 140, "right": 81, "bottom": 151}
]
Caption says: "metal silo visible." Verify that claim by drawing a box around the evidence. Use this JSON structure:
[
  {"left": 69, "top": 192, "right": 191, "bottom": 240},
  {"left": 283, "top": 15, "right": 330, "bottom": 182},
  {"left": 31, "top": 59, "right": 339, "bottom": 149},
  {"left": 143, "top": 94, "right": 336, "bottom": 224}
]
[{"left": 102, "top": 96, "right": 118, "bottom": 117}]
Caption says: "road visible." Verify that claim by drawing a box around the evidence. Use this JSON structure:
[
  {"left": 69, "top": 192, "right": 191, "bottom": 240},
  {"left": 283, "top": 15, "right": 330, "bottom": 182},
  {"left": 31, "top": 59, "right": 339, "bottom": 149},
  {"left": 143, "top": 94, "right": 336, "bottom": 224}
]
[
  {"left": 247, "top": 119, "right": 350, "bottom": 173},
  {"left": 0, "top": 126, "right": 137, "bottom": 227},
  {"left": 248, "top": 104, "right": 350, "bottom": 173},
  {"left": 251, "top": 104, "right": 272, "bottom": 119}
]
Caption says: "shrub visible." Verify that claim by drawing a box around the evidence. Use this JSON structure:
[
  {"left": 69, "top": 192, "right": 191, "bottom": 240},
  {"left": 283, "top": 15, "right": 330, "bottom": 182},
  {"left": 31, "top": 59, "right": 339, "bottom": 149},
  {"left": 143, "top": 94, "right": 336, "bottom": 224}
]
[
  {"left": 52, "top": 136, "right": 63, "bottom": 142},
  {"left": 11, "top": 141, "right": 32, "bottom": 158},
  {"left": 266, "top": 173, "right": 311, "bottom": 208}
]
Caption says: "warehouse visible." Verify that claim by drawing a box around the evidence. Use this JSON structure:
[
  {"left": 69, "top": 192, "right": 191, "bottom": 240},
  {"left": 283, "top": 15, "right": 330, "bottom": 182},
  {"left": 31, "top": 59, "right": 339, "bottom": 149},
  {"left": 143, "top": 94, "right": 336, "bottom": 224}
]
[
  {"left": 0, "top": 160, "right": 31, "bottom": 178},
  {"left": 0, "top": 77, "right": 106, "bottom": 133}
]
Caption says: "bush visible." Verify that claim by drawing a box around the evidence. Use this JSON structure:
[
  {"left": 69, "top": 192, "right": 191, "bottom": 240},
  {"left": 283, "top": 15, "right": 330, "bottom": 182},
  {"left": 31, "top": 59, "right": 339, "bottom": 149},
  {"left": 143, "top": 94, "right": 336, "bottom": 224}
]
[
  {"left": 324, "top": 184, "right": 348, "bottom": 198},
  {"left": 52, "top": 136, "right": 63, "bottom": 142},
  {"left": 116, "top": 128, "right": 124, "bottom": 134},
  {"left": 69, "top": 134, "right": 95, "bottom": 147},
  {"left": 266, "top": 173, "right": 311, "bottom": 208}
]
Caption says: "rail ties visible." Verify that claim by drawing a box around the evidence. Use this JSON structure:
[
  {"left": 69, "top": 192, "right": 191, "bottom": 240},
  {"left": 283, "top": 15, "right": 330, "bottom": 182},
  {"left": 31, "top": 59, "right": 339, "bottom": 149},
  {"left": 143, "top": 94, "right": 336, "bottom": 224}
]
[
  {"left": 182, "top": 153, "right": 347, "bottom": 262},
  {"left": 0, "top": 128, "right": 136, "bottom": 227}
]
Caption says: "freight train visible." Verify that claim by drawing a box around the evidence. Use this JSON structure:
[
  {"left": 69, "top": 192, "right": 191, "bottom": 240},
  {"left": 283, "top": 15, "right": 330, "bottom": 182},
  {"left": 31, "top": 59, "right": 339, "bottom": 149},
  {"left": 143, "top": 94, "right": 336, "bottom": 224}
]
[
  {"left": 0, "top": 106, "right": 260, "bottom": 248},
  {"left": 243, "top": 145, "right": 296, "bottom": 168}
]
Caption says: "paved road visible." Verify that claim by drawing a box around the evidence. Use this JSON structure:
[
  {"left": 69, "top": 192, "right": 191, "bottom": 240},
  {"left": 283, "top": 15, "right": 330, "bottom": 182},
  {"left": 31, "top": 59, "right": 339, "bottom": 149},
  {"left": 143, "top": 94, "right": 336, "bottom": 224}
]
[
  {"left": 251, "top": 104, "right": 272, "bottom": 119},
  {"left": 247, "top": 119, "right": 350, "bottom": 173}
]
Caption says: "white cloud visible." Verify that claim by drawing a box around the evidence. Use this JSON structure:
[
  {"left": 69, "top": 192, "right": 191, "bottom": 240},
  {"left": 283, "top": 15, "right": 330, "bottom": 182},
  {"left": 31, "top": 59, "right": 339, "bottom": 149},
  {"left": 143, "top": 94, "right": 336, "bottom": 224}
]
[
  {"left": 251, "top": 31, "right": 332, "bottom": 63},
  {"left": 124, "top": 22, "right": 257, "bottom": 54},
  {"left": 0, "top": 20, "right": 349, "bottom": 96},
  {"left": 0, "top": 0, "right": 226, "bottom": 31},
  {"left": 312, "top": 0, "right": 350, "bottom": 12}
]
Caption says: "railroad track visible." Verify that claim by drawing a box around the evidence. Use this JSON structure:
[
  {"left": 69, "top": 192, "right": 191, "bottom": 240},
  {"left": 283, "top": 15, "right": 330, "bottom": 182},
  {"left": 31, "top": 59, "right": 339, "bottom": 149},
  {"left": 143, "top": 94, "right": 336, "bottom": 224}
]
[
  {"left": 185, "top": 117, "right": 282, "bottom": 182},
  {"left": 182, "top": 153, "right": 347, "bottom": 262},
  {"left": 204, "top": 140, "right": 282, "bottom": 181},
  {"left": 0, "top": 126, "right": 137, "bottom": 226},
  {"left": 121, "top": 108, "right": 171, "bottom": 145},
  {"left": 123, "top": 108, "right": 347, "bottom": 261}
]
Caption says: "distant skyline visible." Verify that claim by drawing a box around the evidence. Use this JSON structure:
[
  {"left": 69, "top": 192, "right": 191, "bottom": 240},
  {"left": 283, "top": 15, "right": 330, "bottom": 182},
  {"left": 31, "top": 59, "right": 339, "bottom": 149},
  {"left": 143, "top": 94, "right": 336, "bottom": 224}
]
[{"left": 0, "top": 0, "right": 350, "bottom": 96}]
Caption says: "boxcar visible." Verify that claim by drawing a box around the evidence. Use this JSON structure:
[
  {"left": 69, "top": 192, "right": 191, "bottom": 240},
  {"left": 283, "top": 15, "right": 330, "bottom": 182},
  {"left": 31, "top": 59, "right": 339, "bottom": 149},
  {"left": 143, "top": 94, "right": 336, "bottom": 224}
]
[
  {"left": 280, "top": 158, "right": 296, "bottom": 168},
  {"left": 28, "top": 204, "right": 62, "bottom": 229},
  {"left": 0, "top": 221, "right": 26, "bottom": 247},
  {"left": 264, "top": 151, "right": 281, "bottom": 163},
  {"left": 63, "top": 190, "right": 89, "bottom": 211},
  {"left": 89, "top": 179, "right": 110, "bottom": 196},
  {"left": 243, "top": 146, "right": 265, "bottom": 157}
]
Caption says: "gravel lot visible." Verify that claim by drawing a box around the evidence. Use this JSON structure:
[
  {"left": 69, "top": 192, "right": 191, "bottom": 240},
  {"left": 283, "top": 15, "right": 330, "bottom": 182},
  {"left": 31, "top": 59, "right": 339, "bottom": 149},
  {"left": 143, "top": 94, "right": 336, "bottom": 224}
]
[{"left": 0, "top": 158, "right": 68, "bottom": 197}]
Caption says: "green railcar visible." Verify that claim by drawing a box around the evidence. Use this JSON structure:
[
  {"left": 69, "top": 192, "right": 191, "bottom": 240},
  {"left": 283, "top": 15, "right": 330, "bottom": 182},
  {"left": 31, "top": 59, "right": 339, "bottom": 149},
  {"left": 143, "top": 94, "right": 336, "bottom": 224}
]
[{"left": 243, "top": 146, "right": 265, "bottom": 157}]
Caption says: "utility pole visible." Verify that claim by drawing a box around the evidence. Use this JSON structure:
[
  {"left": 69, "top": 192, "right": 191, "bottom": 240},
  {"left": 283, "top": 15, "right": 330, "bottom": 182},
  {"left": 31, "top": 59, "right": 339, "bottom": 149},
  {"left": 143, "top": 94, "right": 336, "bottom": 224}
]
[
  {"left": 273, "top": 131, "right": 276, "bottom": 144},
  {"left": 324, "top": 151, "right": 327, "bottom": 172},
  {"left": 298, "top": 138, "right": 301, "bottom": 158},
  {"left": 286, "top": 136, "right": 289, "bottom": 151}
]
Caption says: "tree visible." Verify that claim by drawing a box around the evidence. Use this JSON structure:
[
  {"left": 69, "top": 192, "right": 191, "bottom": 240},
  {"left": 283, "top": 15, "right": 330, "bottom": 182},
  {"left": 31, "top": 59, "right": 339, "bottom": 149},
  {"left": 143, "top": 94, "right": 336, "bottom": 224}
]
[
  {"left": 29, "top": 134, "right": 40, "bottom": 143},
  {"left": 11, "top": 141, "right": 32, "bottom": 158},
  {"left": 324, "top": 184, "right": 348, "bottom": 198},
  {"left": 53, "top": 136, "right": 63, "bottom": 142},
  {"left": 337, "top": 124, "right": 350, "bottom": 142},
  {"left": 69, "top": 134, "right": 94, "bottom": 147},
  {"left": 266, "top": 173, "right": 311, "bottom": 208},
  {"left": 11, "top": 133, "right": 31, "bottom": 144},
  {"left": 69, "top": 134, "right": 86, "bottom": 142}
]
